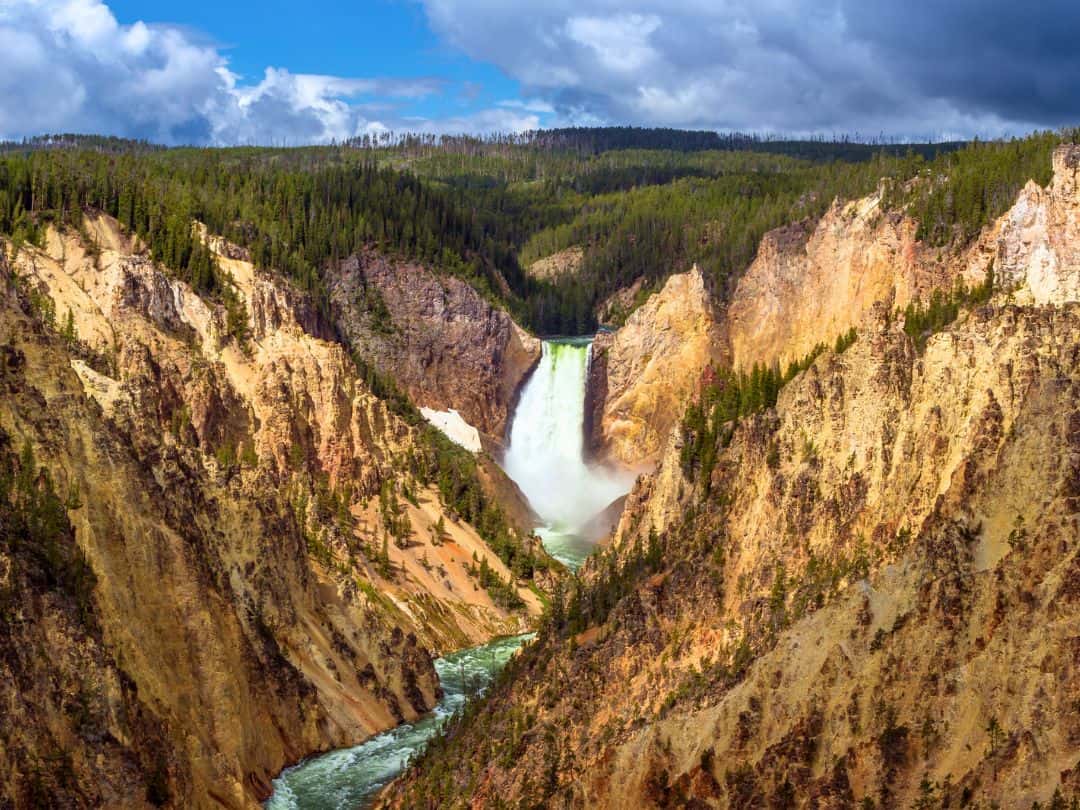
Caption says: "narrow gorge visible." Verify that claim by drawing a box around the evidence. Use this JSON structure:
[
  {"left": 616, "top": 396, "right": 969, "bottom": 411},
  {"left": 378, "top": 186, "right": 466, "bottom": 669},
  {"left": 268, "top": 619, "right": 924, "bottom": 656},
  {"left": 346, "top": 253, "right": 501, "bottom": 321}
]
[{"left": 267, "top": 336, "right": 636, "bottom": 806}]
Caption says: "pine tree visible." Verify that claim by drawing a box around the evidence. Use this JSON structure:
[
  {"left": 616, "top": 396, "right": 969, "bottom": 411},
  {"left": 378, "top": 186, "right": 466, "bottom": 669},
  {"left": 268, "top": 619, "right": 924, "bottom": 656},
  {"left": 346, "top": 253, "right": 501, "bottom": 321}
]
[{"left": 60, "top": 308, "right": 76, "bottom": 344}]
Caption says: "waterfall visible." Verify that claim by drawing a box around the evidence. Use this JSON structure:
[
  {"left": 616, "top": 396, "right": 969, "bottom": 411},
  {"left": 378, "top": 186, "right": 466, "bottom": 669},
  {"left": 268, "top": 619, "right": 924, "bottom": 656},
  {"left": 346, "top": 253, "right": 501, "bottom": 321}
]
[{"left": 503, "top": 339, "right": 632, "bottom": 568}]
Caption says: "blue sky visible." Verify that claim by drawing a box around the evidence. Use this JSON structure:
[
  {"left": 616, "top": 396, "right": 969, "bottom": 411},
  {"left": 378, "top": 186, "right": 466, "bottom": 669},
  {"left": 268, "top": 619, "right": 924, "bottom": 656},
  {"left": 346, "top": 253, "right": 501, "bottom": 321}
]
[
  {"left": 103, "top": 0, "right": 524, "bottom": 125},
  {"left": 0, "top": 0, "right": 1077, "bottom": 144}
]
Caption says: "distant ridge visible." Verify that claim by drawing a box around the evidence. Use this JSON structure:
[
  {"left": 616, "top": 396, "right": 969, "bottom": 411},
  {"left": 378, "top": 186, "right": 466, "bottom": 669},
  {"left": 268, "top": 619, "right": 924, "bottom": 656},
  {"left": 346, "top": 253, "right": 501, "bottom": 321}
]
[
  {"left": 0, "top": 127, "right": 971, "bottom": 163},
  {"left": 0, "top": 133, "right": 165, "bottom": 155}
]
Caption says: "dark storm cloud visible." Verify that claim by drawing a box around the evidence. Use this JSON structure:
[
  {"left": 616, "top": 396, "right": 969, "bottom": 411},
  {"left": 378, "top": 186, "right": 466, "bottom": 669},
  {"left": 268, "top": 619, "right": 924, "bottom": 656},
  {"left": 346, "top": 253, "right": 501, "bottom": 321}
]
[
  {"left": 419, "top": 0, "right": 1080, "bottom": 137},
  {"left": 842, "top": 0, "right": 1080, "bottom": 126}
]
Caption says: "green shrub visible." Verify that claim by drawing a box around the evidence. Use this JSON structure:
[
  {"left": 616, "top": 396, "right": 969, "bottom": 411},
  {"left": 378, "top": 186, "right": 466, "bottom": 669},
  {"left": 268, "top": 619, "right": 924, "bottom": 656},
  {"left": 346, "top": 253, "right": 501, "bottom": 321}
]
[{"left": 902, "top": 268, "right": 994, "bottom": 351}]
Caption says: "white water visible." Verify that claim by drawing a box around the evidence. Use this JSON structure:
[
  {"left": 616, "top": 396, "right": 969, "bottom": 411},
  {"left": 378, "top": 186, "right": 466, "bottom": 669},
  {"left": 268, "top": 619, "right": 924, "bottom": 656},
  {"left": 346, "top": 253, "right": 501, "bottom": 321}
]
[{"left": 503, "top": 339, "right": 633, "bottom": 568}]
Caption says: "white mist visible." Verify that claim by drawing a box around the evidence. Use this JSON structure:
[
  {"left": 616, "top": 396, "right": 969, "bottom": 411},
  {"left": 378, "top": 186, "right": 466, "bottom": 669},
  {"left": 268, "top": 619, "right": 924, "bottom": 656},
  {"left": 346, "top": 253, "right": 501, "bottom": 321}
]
[{"left": 503, "top": 339, "right": 633, "bottom": 567}]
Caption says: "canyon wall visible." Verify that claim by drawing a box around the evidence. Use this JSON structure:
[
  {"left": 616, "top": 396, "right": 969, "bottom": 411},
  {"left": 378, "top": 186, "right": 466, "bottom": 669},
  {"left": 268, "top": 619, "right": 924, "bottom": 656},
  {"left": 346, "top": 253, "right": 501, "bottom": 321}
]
[
  {"left": 0, "top": 219, "right": 545, "bottom": 808},
  {"left": 585, "top": 267, "right": 723, "bottom": 469},
  {"left": 593, "top": 294, "right": 1080, "bottom": 808},
  {"left": 729, "top": 145, "right": 1080, "bottom": 372},
  {"left": 329, "top": 251, "right": 540, "bottom": 442},
  {"left": 994, "top": 145, "right": 1080, "bottom": 305},
  {"left": 587, "top": 145, "right": 1080, "bottom": 473},
  {"left": 388, "top": 295, "right": 1080, "bottom": 810},
  {"left": 725, "top": 198, "right": 926, "bottom": 370}
]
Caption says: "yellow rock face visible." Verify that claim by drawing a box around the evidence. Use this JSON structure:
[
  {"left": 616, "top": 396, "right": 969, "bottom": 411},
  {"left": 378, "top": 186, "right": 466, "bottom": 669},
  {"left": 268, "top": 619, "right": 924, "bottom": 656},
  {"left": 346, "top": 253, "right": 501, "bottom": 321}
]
[
  {"left": 728, "top": 145, "right": 1080, "bottom": 371},
  {"left": 1, "top": 216, "right": 543, "bottom": 808},
  {"left": 588, "top": 267, "right": 723, "bottom": 470},
  {"left": 992, "top": 145, "right": 1080, "bottom": 304},
  {"left": 727, "top": 193, "right": 922, "bottom": 370},
  {"left": 597, "top": 298, "right": 1080, "bottom": 808},
  {"left": 526, "top": 245, "right": 584, "bottom": 282},
  {"left": 592, "top": 145, "right": 1080, "bottom": 474}
]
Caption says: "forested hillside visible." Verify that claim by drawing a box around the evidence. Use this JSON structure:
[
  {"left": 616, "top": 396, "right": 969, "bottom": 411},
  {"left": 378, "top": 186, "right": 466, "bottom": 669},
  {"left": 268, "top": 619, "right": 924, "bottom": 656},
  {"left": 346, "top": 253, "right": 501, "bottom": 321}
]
[
  {"left": 0, "top": 147, "right": 523, "bottom": 316},
  {"left": 359, "top": 129, "right": 1071, "bottom": 332},
  {"left": 0, "top": 128, "right": 1072, "bottom": 339}
]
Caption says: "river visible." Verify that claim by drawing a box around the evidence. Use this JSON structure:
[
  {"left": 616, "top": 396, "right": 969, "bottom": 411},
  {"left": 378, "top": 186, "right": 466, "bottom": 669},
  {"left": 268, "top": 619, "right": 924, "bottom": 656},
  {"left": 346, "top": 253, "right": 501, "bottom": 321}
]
[
  {"left": 266, "top": 338, "right": 629, "bottom": 807},
  {"left": 266, "top": 634, "right": 531, "bottom": 809}
]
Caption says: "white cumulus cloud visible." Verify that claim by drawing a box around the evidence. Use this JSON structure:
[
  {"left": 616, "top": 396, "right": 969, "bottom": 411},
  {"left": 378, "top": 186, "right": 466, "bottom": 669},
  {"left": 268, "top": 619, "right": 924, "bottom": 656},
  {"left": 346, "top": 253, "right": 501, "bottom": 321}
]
[
  {"left": 0, "top": 0, "right": 531, "bottom": 144},
  {"left": 5, "top": 0, "right": 1073, "bottom": 144}
]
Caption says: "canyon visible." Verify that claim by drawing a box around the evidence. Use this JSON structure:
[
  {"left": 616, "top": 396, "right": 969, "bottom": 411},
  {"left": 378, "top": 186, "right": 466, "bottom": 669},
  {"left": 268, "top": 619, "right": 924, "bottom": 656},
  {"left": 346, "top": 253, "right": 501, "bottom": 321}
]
[
  {"left": 0, "top": 218, "right": 551, "bottom": 808},
  {"left": 2, "top": 135, "right": 1079, "bottom": 810}
]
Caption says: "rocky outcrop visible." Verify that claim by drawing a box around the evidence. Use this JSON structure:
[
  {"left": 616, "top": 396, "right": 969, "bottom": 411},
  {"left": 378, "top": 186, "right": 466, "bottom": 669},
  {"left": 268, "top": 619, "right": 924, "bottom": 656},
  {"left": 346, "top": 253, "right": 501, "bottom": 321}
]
[
  {"left": 724, "top": 192, "right": 957, "bottom": 372},
  {"left": 329, "top": 251, "right": 540, "bottom": 441},
  {"left": 727, "top": 201, "right": 916, "bottom": 370},
  {"left": 585, "top": 267, "right": 722, "bottom": 469},
  {"left": 476, "top": 454, "right": 539, "bottom": 536},
  {"left": 0, "top": 218, "right": 546, "bottom": 808},
  {"left": 527, "top": 246, "right": 583, "bottom": 281},
  {"left": 726, "top": 145, "right": 1080, "bottom": 371},
  {"left": 993, "top": 145, "right": 1080, "bottom": 304},
  {"left": 588, "top": 145, "right": 1080, "bottom": 473}
]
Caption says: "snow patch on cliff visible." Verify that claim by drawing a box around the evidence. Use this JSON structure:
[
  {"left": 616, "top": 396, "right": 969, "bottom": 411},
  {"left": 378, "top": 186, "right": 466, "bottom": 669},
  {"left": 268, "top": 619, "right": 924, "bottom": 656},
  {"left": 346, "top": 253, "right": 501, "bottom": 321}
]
[{"left": 421, "top": 408, "right": 483, "bottom": 453}]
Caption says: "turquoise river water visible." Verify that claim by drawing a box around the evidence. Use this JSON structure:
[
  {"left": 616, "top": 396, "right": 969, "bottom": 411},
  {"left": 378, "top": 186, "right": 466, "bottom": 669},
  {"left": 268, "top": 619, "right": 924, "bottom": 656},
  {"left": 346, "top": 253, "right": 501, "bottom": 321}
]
[{"left": 266, "top": 634, "right": 531, "bottom": 809}]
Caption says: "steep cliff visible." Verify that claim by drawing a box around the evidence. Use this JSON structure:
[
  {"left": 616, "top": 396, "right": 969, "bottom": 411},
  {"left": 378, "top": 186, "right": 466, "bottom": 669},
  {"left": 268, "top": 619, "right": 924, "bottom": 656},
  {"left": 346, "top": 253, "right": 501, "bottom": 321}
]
[
  {"left": 384, "top": 147, "right": 1080, "bottom": 809},
  {"left": 585, "top": 268, "right": 723, "bottom": 469},
  {"left": 328, "top": 251, "right": 540, "bottom": 442},
  {"left": 727, "top": 145, "right": 1080, "bottom": 373},
  {"left": 0, "top": 218, "right": 547, "bottom": 808},
  {"left": 993, "top": 145, "right": 1080, "bottom": 305},
  {"left": 725, "top": 199, "right": 927, "bottom": 371},
  {"left": 587, "top": 145, "right": 1080, "bottom": 472}
]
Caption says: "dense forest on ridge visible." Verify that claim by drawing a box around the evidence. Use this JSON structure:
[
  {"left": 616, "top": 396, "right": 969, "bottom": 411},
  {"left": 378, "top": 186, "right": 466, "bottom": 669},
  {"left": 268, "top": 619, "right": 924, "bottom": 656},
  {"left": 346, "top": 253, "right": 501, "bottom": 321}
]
[{"left": 0, "top": 128, "right": 1072, "bottom": 337}]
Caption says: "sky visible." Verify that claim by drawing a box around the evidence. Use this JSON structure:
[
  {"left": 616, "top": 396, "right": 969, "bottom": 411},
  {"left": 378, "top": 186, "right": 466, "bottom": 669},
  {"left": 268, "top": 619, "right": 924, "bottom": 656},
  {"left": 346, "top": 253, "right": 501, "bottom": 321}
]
[{"left": 0, "top": 0, "right": 1077, "bottom": 145}]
